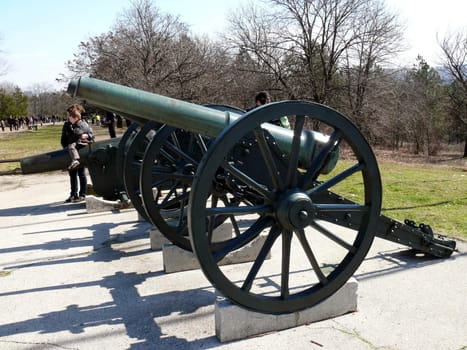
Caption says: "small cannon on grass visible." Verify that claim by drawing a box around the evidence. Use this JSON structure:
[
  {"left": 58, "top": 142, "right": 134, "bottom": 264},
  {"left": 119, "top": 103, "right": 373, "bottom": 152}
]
[{"left": 64, "top": 77, "right": 455, "bottom": 314}]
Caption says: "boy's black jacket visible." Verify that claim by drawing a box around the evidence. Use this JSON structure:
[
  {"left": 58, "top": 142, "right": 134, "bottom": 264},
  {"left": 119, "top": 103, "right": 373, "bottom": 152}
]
[{"left": 61, "top": 120, "right": 92, "bottom": 148}]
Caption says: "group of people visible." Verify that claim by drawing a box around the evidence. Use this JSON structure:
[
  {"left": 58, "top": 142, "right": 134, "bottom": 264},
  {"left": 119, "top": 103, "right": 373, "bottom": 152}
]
[
  {"left": 60, "top": 91, "right": 286, "bottom": 203},
  {"left": 1, "top": 115, "right": 42, "bottom": 132}
]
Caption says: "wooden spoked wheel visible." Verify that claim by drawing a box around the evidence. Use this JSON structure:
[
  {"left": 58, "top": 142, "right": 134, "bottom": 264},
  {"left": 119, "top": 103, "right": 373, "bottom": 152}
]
[
  {"left": 122, "top": 121, "right": 160, "bottom": 221},
  {"left": 139, "top": 105, "right": 245, "bottom": 251},
  {"left": 189, "top": 101, "right": 382, "bottom": 314},
  {"left": 115, "top": 121, "right": 140, "bottom": 200},
  {"left": 140, "top": 125, "right": 207, "bottom": 250}
]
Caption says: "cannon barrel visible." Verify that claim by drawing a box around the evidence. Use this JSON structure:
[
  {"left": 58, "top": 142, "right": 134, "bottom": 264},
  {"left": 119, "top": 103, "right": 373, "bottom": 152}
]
[
  {"left": 67, "top": 77, "right": 337, "bottom": 170},
  {"left": 20, "top": 138, "right": 121, "bottom": 174}
]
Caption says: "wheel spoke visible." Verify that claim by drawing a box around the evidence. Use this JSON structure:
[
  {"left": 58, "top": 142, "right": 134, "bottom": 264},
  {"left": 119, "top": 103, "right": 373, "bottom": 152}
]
[
  {"left": 170, "top": 131, "right": 182, "bottom": 149},
  {"left": 159, "top": 147, "right": 178, "bottom": 165},
  {"left": 242, "top": 225, "right": 281, "bottom": 291},
  {"left": 195, "top": 133, "right": 208, "bottom": 153},
  {"left": 213, "top": 216, "right": 273, "bottom": 262},
  {"left": 300, "top": 130, "right": 341, "bottom": 189},
  {"left": 281, "top": 230, "right": 293, "bottom": 299},
  {"left": 221, "top": 161, "right": 275, "bottom": 201},
  {"left": 306, "top": 162, "right": 364, "bottom": 197},
  {"left": 177, "top": 186, "right": 188, "bottom": 227},
  {"left": 158, "top": 185, "right": 189, "bottom": 209},
  {"left": 207, "top": 194, "right": 219, "bottom": 242},
  {"left": 205, "top": 204, "right": 272, "bottom": 216},
  {"left": 219, "top": 195, "right": 242, "bottom": 236},
  {"left": 151, "top": 163, "right": 175, "bottom": 175},
  {"left": 151, "top": 172, "right": 194, "bottom": 183},
  {"left": 151, "top": 178, "right": 172, "bottom": 189},
  {"left": 314, "top": 203, "right": 368, "bottom": 212},
  {"left": 152, "top": 187, "right": 161, "bottom": 203},
  {"left": 295, "top": 229, "right": 328, "bottom": 284},
  {"left": 254, "top": 127, "right": 284, "bottom": 191},
  {"left": 164, "top": 138, "right": 199, "bottom": 165},
  {"left": 229, "top": 215, "right": 242, "bottom": 237},
  {"left": 131, "top": 160, "right": 143, "bottom": 168},
  {"left": 311, "top": 221, "right": 357, "bottom": 253},
  {"left": 285, "top": 115, "right": 305, "bottom": 188},
  {"left": 157, "top": 194, "right": 188, "bottom": 210}
]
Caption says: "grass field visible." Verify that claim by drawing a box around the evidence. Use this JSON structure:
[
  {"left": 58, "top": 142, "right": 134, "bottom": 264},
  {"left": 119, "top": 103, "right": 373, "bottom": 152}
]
[
  {"left": 379, "top": 163, "right": 465, "bottom": 239},
  {"left": 0, "top": 123, "right": 119, "bottom": 161},
  {"left": 1, "top": 124, "right": 466, "bottom": 239}
]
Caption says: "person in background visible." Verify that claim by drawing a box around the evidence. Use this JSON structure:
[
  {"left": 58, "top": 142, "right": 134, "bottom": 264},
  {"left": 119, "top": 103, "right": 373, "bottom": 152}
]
[
  {"left": 251, "top": 91, "right": 290, "bottom": 129},
  {"left": 105, "top": 111, "right": 117, "bottom": 138},
  {"left": 254, "top": 91, "right": 271, "bottom": 107},
  {"left": 61, "top": 106, "right": 88, "bottom": 203}
]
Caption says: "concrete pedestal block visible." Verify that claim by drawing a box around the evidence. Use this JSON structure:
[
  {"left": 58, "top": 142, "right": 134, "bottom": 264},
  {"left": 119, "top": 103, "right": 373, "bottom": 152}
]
[
  {"left": 162, "top": 233, "right": 270, "bottom": 273},
  {"left": 215, "top": 277, "right": 358, "bottom": 342},
  {"left": 137, "top": 212, "right": 147, "bottom": 222},
  {"left": 149, "top": 228, "right": 170, "bottom": 250},
  {"left": 150, "top": 222, "right": 234, "bottom": 251},
  {"left": 86, "top": 195, "right": 124, "bottom": 213}
]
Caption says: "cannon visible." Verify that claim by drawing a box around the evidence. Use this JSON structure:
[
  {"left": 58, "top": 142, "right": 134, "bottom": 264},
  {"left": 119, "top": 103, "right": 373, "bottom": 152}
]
[
  {"left": 62, "top": 77, "right": 456, "bottom": 315},
  {"left": 16, "top": 137, "right": 127, "bottom": 201},
  {"left": 5, "top": 76, "right": 455, "bottom": 314}
]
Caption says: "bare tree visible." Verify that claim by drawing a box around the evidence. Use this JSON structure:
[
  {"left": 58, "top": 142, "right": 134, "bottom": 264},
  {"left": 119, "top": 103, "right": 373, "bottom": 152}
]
[
  {"left": 341, "top": 0, "right": 404, "bottom": 139},
  {"left": 225, "top": 0, "right": 403, "bottom": 109},
  {"left": 223, "top": 2, "right": 294, "bottom": 99},
  {"left": 439, "top": 30, "right": 467, "bottom": 157},
  {"left": 275, "top": 0, "right": 370, "bottom": 104},
  {"left": 112, "top": 0, "right": 191, "bottom": 91},
  {"left": 66, "top": 0, "right": 186, "bottom": 89},
  {"left": 65, "top": 0, "right": 223, "bottom": 104}
]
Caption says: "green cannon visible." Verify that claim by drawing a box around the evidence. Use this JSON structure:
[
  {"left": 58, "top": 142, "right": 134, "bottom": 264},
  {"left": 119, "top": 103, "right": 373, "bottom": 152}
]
[
  {"left": 16, "top": 137, "right": 126, "bottom": 201},
  {"left": 64, "top": 76, "right": 456, "bottom": 315}
]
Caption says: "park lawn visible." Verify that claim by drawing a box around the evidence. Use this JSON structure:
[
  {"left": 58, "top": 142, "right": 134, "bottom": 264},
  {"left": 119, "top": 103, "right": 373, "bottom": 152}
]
[
  {"left": 322, "top": 160, "right": 466, "bottom": 239},
  {"left": 379, "top": 163, "right": 466, "bottom": 239},
  {"left": 1, "top": 124, "right": 466, "bottom": 239}
]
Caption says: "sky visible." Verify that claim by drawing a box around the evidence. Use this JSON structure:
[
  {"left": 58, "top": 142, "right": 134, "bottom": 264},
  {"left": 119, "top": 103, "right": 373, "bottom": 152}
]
[{"left": 0, "top": 0, "right": 466, "bottom": 91}]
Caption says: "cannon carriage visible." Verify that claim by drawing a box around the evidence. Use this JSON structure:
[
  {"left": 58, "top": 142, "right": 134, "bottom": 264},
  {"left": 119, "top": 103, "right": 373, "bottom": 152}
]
[{"left": 11, "top": 77, "right": 456, "bottom": 315}]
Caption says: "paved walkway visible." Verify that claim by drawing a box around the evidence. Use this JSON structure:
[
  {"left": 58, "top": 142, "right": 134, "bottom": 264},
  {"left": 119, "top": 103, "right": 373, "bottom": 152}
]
[{"left": 0, "top": 172, "right": 466, "bottom": 350}]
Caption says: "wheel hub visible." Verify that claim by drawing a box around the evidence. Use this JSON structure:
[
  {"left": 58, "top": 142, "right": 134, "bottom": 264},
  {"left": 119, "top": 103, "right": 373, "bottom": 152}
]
[{"left": 276, "top": 190, "right": 315, "bottom": 230}]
